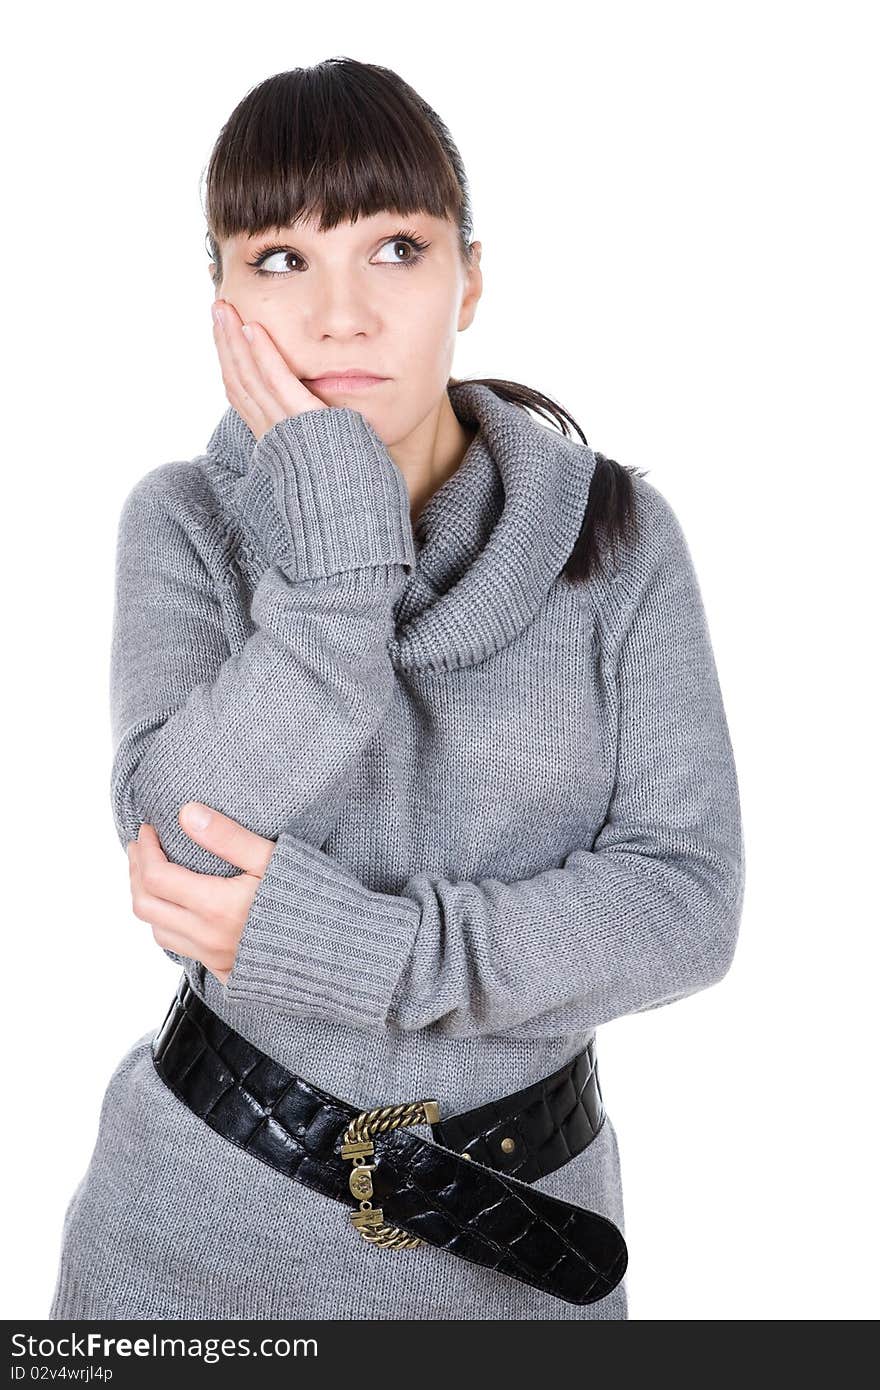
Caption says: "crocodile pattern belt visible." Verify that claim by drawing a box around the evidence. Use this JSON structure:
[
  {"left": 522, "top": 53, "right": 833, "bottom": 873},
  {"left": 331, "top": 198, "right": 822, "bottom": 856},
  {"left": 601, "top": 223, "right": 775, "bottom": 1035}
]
[{"left": 151, "top": 975, "right": 628, "bottom": 1307}]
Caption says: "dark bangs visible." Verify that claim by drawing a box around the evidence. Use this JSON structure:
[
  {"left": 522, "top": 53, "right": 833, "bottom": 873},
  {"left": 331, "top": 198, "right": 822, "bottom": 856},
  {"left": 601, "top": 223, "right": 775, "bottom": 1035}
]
[{"left": 202, "top": 57, "right": 474, "bottom": 287}]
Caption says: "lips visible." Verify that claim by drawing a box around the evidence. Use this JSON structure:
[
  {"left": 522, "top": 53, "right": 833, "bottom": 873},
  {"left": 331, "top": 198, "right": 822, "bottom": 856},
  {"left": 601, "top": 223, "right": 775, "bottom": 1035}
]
[
  {"left": 303, "top": 370, "right": 387, "bottom": 381},
  {"left": 303, "top": 373, "right": 388, "bottom": 391}
]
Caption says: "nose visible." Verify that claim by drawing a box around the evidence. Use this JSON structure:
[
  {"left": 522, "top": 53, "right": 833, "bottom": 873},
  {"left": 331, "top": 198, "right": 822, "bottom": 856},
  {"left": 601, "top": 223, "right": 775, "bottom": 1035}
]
[{"left": 310, "top": 272, "right": 380, "bottom": 339}]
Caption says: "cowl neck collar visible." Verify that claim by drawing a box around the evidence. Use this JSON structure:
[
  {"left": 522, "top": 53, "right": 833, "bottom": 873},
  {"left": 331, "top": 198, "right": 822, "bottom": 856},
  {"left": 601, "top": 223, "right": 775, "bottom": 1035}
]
[{"left": 204, "top": 380, "right": 596, "bottom": 674}]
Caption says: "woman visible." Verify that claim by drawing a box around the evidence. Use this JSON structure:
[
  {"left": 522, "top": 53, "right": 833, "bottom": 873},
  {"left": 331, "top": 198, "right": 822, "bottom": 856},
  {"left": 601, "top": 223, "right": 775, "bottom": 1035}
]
[{"left": 49, "top": 56, "right": 745, "bottom": 1321}]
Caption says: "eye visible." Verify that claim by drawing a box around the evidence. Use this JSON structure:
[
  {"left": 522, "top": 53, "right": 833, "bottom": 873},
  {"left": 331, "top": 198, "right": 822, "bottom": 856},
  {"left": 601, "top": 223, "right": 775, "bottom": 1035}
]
[
  {"left": 372, "top": 231, "right": 432, "bottom": 269},
  {"left": 245, "top": 246, "right": 302, "bottom": 277},
  {"left": 245, "top": 229, "right": 431, "bottom": 279}
]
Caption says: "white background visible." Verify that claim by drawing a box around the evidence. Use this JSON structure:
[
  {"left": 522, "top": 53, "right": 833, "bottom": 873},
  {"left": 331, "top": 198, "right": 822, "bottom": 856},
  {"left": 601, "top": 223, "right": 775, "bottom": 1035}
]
[{"left": 3, "top": 0, "right": 877, "bottom": 1321}]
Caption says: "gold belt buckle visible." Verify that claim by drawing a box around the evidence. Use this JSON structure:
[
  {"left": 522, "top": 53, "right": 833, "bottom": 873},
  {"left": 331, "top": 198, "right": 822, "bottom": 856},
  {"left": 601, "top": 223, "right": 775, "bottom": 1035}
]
[{"left": 340, "top": 1097, "right": 440, "bottom": 1250}]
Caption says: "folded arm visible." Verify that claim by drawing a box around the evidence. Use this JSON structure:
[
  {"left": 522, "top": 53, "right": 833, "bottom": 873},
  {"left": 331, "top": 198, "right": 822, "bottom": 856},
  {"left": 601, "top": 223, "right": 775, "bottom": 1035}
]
[
  {"left": 222, "top": 494, "right": 746, "bottom": 1038},
  {"left": 109, "top": 406, "right": 415, "bottom": 963}
]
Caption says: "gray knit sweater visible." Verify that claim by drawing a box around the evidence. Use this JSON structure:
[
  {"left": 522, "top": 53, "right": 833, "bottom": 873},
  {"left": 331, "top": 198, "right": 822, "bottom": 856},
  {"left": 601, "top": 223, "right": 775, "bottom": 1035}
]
[{"left": 49, "top": 381, "right": 744, "bottom": 1321}]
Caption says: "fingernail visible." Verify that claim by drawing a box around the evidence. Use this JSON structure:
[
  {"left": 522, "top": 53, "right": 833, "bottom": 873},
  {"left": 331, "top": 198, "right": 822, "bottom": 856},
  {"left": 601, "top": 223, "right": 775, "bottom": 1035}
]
[
  {"left": 241, "top": 323, "right": 254, "bottom": 341},
  {"left": 183, "top": 803, "right": 212, "bottom": 830},
  {"left": 212, "top": 303, "right": 224, "bottom": 327}
]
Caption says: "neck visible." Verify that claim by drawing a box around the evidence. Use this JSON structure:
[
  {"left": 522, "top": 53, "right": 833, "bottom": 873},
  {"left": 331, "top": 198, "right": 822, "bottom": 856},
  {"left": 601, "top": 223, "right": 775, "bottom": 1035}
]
[{"left": 389, "top": 392, "right": 479, "bottom": 527}]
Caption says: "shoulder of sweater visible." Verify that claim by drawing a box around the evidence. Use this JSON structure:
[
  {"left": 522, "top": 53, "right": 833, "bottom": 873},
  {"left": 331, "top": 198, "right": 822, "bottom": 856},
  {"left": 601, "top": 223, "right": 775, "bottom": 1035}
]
[
  {"left": 112, "top": 456, "right": 244, "bottom": 597},
  {"left": 120, "top": 454, "right": 220, "bottom": 518},
  {"left": 573, "top": 469, "right": 695, "bottom": 647},
  {"left": 117, "top": 455, "right": 229, "bottom": 552}
]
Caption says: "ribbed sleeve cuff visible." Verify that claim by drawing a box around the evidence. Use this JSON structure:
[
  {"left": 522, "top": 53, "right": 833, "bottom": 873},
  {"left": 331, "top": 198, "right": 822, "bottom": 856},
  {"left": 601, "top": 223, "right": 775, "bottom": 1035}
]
[
  {"left": 222, "top": 833, "right": 421, "bottom": 1031},
  {"left": 232, "top": 407, "right": 417, "bottom": 580}
]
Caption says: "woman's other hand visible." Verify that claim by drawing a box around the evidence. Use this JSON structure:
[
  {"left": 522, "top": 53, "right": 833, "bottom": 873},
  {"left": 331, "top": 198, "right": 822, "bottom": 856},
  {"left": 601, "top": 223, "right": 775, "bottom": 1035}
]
[
  {"left": 212, "top": 298, "right": 327, "bottom": 442},
  {"left": 126, "top": 805, "right": 278, "bottom": 987}
]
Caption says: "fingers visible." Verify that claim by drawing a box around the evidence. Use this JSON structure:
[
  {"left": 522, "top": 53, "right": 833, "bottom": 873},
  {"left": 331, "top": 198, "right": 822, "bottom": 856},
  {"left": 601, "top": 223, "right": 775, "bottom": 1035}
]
[
  {"left": 238, "top": 320, "right": 327, "bottom": 419},
  {"left": 137, "top": 903, "right": 233, "bottom": 980},
  {"left": 212, "top": 300, "right": 327, "bottom": 437},
  {"left": 130, "top": 824, "right": 249, "bottom": 937},
  {"left": 127, "top": 829, "right": 244, "bottom": 976},
  {"left": 129, "top": 821, "right": 259, "bottom": 921},
  {"left": 178, "top": 802, "right": 277, "bottom": 877},
  {"left": 129, "top": 823, "right": 220, "bottom": 914},
  {"left": 126, "top": 865, "right": 204, "bottom": 952},
  {"left": 212, "top": 300, "right": 281, "bottom": 437}
]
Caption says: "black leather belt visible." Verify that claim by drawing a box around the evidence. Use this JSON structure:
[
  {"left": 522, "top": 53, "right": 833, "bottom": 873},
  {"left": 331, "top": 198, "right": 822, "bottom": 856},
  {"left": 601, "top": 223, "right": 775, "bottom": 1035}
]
[{"left": 151, "top": 975, "right": 628, "bottom": 1307}]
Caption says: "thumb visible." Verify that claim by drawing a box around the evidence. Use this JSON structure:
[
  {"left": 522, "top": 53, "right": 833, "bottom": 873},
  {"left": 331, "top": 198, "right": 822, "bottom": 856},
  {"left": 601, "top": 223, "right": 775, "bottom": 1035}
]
[{"left": 178, "top": 802, "right": 276, "bottom": 877}]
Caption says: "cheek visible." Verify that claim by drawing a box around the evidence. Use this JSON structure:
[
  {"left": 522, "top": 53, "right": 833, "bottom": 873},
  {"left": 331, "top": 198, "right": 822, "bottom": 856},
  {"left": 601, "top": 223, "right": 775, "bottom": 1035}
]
[
  {"left": 219, "top": 271, "right": 276, "bottom": 326},
  {"left": 259, "top": 322, "right": 306, "bottom": 371},
  {"left": 229, "top": 298, "right": 307, "bottom": 373},
  {"left": 397, "top": 293, "right": 459, "bottom": 364}
]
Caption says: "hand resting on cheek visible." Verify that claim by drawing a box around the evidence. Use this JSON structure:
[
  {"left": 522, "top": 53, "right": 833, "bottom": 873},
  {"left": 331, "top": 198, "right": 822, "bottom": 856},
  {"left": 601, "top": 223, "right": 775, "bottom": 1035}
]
[{"left": 212, "top": 298, "right": 327, "bottom": 441}]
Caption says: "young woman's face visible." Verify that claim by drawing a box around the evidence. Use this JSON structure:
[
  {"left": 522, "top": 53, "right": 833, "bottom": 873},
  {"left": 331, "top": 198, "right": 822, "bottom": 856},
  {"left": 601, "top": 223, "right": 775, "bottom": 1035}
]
[{"left": 212, "top": 211, "right": 482, "bottom": 443}]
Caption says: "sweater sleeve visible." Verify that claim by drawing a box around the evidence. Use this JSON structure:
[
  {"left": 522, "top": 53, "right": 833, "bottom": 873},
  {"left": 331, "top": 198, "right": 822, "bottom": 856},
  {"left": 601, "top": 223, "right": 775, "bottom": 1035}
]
[
  {"left": 110, "top": 406, "right": 415, "bottom": 974},
  {"left": 221, "top": 494, "right": 745, "bottom": 1038}
]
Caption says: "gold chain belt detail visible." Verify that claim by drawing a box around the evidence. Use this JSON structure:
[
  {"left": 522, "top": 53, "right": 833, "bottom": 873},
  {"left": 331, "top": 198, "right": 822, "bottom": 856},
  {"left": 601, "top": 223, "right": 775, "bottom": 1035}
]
[{"left": 340, "top": 1098, "right": 441, "bottom": 1249}]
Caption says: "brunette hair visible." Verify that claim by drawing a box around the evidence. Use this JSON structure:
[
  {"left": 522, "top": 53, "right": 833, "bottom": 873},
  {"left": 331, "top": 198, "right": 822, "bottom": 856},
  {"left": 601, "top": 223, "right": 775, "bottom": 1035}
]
[{"left": 201, "top": 56, "right": 643, "bottom": 583}]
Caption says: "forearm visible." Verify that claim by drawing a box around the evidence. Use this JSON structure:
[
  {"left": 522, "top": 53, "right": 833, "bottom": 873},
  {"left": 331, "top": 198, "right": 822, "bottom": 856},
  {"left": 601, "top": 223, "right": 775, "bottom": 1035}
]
[
  {"left": 112, "top": 564, "right": 405, "bottom": 871},
  {"left": 221, "top": 819, "right": 744, "bottom": 1035},
  {"left": 110, "top": 405, "right": 415, "bottom": 878}
]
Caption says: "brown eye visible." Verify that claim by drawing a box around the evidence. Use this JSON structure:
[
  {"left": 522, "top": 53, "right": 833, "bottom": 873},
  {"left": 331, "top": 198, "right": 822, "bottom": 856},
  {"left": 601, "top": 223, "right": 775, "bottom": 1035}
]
[
  {"left": 245, "top": 246, "right": 303, "bottom": 277},
  {"left": 373, "top": 233, "right": 431, "bottom": 269}
]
